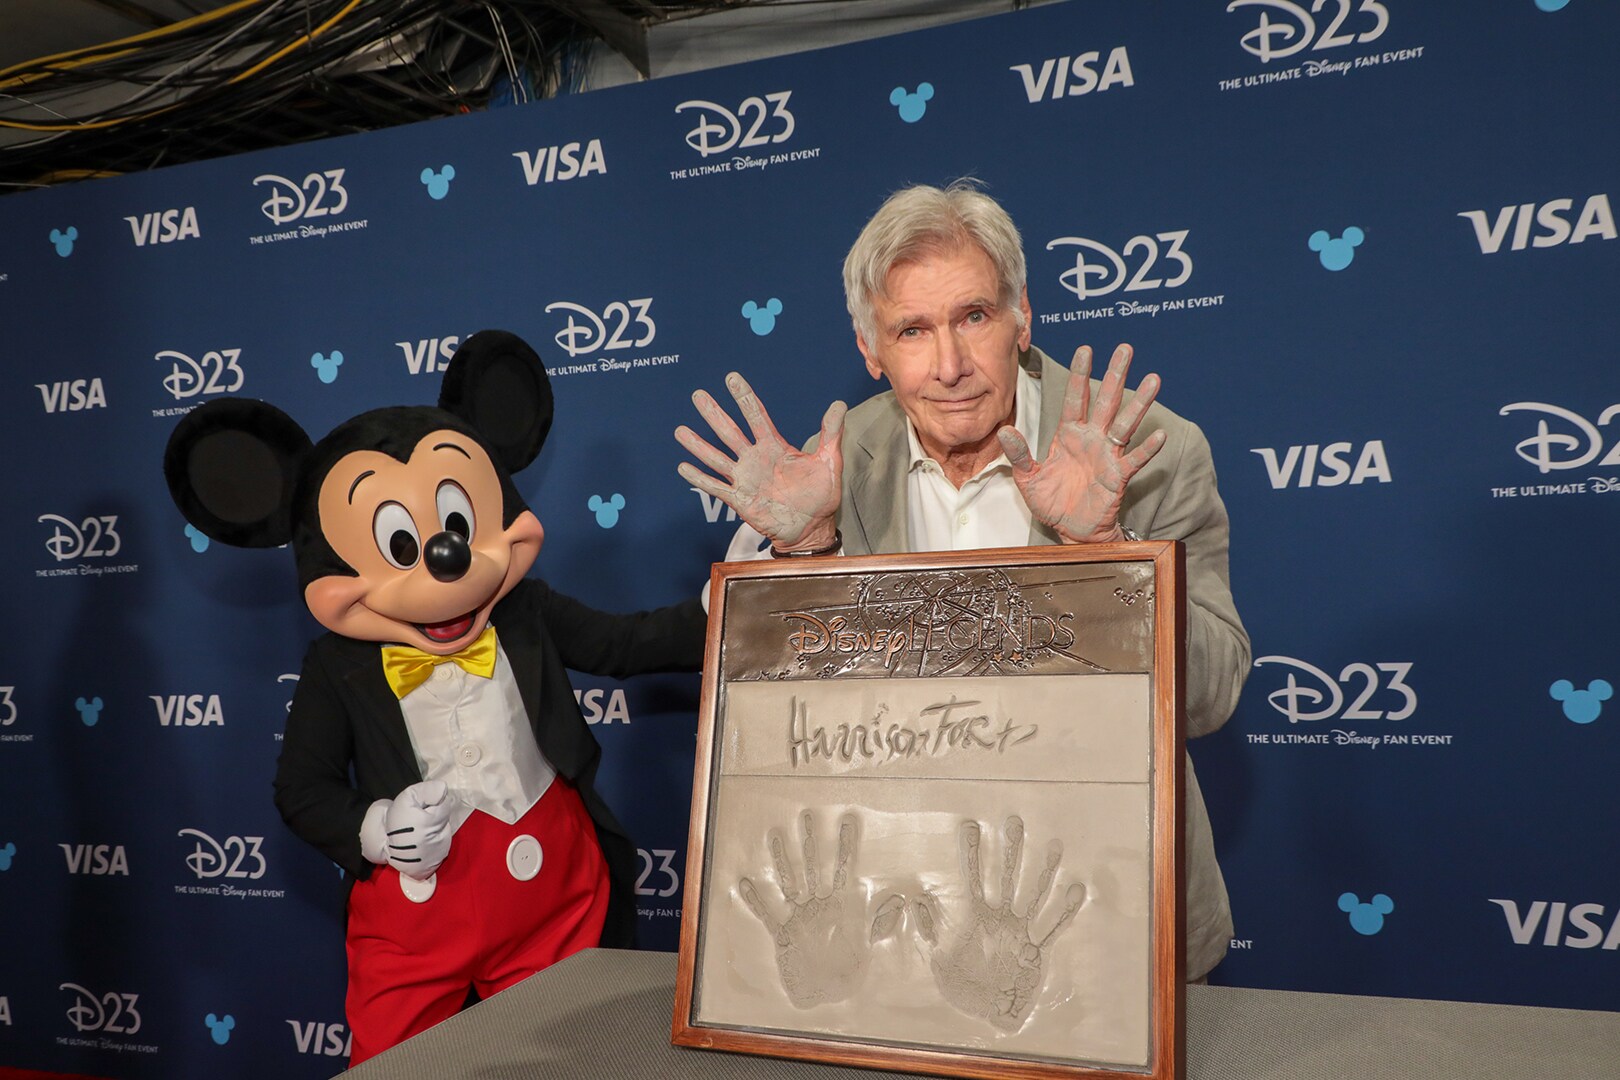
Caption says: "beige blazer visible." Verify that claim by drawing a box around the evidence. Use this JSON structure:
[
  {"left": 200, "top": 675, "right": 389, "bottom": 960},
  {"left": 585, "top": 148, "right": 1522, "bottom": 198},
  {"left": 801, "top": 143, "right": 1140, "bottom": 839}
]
[{"left": 830, "top": 345, "right": 1249, "bottom": 979}]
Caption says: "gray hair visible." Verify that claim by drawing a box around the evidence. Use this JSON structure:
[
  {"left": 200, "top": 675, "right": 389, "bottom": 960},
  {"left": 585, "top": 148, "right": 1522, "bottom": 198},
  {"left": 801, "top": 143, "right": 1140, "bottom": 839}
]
[{"left": 842, "top": 180, "right": 1028, "bottom": 344}]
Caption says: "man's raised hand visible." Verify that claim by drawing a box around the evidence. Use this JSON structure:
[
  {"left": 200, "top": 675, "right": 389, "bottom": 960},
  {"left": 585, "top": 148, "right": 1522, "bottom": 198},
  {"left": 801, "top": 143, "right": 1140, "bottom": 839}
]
[
  {"left": 997, "top": 344, "right": 1166, "bottom": 544},
  {"left": 676, "top": 372, "right": 845, "bottom": 553}
]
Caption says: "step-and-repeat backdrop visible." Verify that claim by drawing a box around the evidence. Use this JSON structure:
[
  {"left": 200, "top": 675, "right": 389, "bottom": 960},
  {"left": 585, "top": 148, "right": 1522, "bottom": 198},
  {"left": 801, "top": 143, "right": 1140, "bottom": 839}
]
[{"left": 1, "top": 1, "right": 1615, "bottom": 1075}]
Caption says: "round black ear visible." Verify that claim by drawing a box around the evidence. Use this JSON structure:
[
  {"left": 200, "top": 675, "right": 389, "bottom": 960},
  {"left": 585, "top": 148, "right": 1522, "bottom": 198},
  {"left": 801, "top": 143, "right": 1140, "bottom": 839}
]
[
  {"left": 163, "top": 398, "right": 313, "bottom": 548},
  {"left": 438, "top": 329, "right": 553, "bottom": 473}
]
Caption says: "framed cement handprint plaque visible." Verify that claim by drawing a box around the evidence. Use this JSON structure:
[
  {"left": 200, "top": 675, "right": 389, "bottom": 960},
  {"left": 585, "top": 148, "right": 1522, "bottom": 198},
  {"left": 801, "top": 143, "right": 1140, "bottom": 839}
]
[{"left": 673, "top": 543, "right": 1186, "bottom": 1080}]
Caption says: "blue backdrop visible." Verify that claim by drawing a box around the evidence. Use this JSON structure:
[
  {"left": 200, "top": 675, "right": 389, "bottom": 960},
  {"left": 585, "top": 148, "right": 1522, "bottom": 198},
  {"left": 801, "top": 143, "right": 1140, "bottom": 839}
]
[{"left": 2, "top": 1, "right": 1617, "bottom": 1076}]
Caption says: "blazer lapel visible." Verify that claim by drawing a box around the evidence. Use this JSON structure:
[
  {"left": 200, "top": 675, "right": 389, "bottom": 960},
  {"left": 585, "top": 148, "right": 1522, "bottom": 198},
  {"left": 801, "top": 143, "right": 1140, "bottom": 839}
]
[
  {"left": 848, "top": 413, "right": 911, "bottom": 557},
  {"left": 335, "top": 640, "right": 421, "bottom": 774},
  {"left": 1027, "top": 346, "right": 1065, "bottom": 547}
]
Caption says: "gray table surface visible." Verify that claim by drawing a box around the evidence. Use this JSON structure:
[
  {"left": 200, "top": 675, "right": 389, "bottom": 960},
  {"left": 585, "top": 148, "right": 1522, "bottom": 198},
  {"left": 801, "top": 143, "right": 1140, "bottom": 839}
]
[{"left": 341, "top": 948, "right": 1620, "bottom": 1079}]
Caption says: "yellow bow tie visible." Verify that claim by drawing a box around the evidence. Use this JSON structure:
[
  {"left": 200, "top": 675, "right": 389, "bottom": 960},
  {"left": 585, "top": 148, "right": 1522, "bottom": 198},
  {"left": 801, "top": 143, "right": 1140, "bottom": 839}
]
[{"left": 381, "top": 626, "right": 498, "bottom": 699}]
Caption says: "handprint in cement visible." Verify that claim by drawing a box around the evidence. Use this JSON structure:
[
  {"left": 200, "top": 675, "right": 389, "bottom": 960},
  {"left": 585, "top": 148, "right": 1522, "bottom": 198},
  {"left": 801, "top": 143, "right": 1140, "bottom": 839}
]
[
  {"left": 912, "top": 816, "right": 1086, "bottom": 1032},
  {"left": 739, "top": 811, "right": 873, "bottom": 1008}
]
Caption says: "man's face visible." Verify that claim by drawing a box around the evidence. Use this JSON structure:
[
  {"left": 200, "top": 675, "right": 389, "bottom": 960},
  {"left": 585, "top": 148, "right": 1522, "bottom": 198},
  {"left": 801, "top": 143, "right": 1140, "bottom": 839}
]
[{"left": 855, "top": 244, "right": 1032, "bottom": 465}]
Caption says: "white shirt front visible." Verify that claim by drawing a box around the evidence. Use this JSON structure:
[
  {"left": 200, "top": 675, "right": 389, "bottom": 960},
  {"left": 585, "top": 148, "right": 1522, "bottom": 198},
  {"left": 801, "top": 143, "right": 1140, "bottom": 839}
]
[
  {"left": 396, "top": 637, "right": 555, "bottom": 830},
  {"left": 722, "top": 366, "right": 1043, "bottom": 567}
]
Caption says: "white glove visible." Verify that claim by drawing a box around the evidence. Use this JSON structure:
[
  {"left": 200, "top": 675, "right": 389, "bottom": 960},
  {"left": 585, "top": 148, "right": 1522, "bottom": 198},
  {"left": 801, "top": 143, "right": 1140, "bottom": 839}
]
[{"left": 376, "top": 780, "right": 456, "bottom": 880}]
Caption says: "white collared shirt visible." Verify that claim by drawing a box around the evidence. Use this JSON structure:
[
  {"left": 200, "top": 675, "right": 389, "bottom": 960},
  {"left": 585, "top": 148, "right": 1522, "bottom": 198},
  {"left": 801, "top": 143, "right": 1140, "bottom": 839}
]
[
  {"left": 721, "top": 365, "right": 1043, "bottom": 567},
  {"left": 395, "top": 636, "right": 555, "bottom": 828},
  {"left": 901, "top": 365, "right": 1041, "bottom": 552}
]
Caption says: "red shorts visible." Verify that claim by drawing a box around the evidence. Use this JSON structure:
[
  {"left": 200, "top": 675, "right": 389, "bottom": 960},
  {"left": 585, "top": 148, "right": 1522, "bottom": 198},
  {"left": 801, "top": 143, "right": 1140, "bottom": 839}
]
[{"left": 343, "top": 778, "right": 609, "bottom": 1065}]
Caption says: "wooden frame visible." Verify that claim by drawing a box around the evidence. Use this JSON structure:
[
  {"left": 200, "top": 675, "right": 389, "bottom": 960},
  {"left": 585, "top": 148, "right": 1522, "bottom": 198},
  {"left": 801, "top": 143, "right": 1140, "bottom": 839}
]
[{"left": 673, "top": 543, "right": 1186, "bottom": 1080}]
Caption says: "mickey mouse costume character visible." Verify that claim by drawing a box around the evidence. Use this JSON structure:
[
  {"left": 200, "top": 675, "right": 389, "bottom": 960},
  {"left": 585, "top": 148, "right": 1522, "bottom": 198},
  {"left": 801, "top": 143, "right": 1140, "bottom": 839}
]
[{"left": 163, "top": 330, "right": 706, "bottom": 1064}]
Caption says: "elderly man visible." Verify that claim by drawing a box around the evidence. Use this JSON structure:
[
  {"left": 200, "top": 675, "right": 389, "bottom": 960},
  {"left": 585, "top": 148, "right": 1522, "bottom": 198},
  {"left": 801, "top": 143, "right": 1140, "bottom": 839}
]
[{"left": 676, "top": 182, "right": 1247, "bottom": 982}]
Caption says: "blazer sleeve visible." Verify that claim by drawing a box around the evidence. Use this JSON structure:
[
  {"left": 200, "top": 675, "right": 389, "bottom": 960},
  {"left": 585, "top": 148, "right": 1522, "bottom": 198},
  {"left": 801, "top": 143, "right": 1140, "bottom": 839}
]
[
  {"left": 273, "top": 643, "right": 377, "bottom": 880},
  {"left": 1132, "top": 417, "right": 1251, "bottom": 739},
  {"left": 530, "top": 579, "right": 708, "bottom": 677}
]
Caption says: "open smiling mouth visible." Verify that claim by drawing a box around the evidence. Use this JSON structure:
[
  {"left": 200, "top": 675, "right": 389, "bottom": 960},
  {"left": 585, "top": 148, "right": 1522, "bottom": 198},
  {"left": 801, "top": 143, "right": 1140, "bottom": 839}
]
[{"left": 417, "top": 609, "right": 479, "bottom": 644}]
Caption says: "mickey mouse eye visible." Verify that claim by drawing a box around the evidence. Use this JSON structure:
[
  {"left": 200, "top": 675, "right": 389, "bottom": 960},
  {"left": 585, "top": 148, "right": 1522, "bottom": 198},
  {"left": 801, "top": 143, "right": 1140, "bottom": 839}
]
[
  {"left": 436, "top": 481, "right": 475, "bottom": 541},
  {"left": 372, "top": 502, "right": 420, "bottom": 569}
]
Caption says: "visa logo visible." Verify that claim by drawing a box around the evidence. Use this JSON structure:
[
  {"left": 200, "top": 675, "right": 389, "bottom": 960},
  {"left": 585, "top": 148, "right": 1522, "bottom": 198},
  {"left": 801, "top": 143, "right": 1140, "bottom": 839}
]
[
  {"left": 1489, "top": 899, "right": 1620, "bottom": 950},
  {"left": 151, "top": 694, "right": 224, "bottom": 727},
  {"left": 396, "top": 336, "right": 460, "bottom": 375},
  {"left": 1251, "top": 440, "right": 1391, "bottom": 488},
  {"left": 60, "top": 843, "right": 129, "bottom": 875},
  {"left": 513, "top": 140, "right": 607, "bottom": 185},
  {"left": 125, "top": 206, "right": 200, "bottom": 246},
  {"left": 36, "top": 378, "right": 107, "bottom": 413},
  {"left": 1459, "top": 194, "right": 1615, "bottom": 254},
  {"left": 287, "top": 1020, "right": 352, "bottom": 1056}
]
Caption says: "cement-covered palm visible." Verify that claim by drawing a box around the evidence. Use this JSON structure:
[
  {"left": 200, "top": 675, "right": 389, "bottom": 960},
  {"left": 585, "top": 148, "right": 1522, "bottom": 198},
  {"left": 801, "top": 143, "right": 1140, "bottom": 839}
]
[
  {"left": 676, "top": 371, "right": 844, "bottom": 550},
  {"left": 998, "top": 344, "right": 1165, "bottom": 544}
]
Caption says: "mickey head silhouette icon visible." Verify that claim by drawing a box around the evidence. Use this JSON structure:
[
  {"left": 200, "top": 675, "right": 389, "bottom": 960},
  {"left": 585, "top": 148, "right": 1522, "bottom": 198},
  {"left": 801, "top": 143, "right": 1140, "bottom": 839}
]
[
  {"left": 587, "top": 493, "right": 626, "bottom": 528},
  {"left": 420, "top": 165, "right": 456, "bottom": 200},
  {"left": 1309, "top": 227, "right": 1364, "bottom": 271},
  {"left": 204, "top": 1013, "right": 236, "bottom": 1045},
  {"left": 741, "top": 298, "right": 784, "bottom": 336},
  {"left": 310, "top": 351, "right": 344, "bottom": 384},
  {"left": 49, "top": 227, "right": 79, "bottom": 257},
  {"left": 1550, "top": 678, "right": 1612, "bottom": 724},
  {"left": 1338, "top": 891, "right": 1394, "bottom": 935},
  {"left": 889, "top": 83, "right": 935, "bottom": 123}
]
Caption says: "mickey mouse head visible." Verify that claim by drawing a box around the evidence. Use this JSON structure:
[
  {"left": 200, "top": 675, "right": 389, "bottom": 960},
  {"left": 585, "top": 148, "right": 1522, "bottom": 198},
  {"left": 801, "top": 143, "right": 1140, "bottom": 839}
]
[
  {"left": 741, "top": 298, "right": 784, "bottom": 336},
  {"left": 1549, "top": 679, "right": 1612, "bottom": 724},
  {"left": 0, "top": 842, "right": 16, "bottom": 871},
  {"left": 310, "top": 351, "right": 344, "bottom": 384},
  {"left": 1309, "top": 227, "right": 1364, "bottom": 271},
  {"left": 204, "top": 1013, "right": 236, "bottom": 1046},
  {"left": 1338, "top": 891, "right": 1394, "bottom": 935},
  {"left": 420, "top": 165, "right": 456, "bottom": 201},
  {"left": 75, "top": 696, "right": 104, "bottom": 727},
  {"left": 889, "top": 83, "right": 935, "bottom": 124},
  {"left": 183, "top": 524, "right": 211, "bottom": 553},
  {"left": 164, "top": 331, "right": 555, "bottom": 656},
  {"left": 49, "top": 227, "right": 79, "bottom": 257},
  {"left": 587, "top": 493, "right": 626, "bottom": 529}
]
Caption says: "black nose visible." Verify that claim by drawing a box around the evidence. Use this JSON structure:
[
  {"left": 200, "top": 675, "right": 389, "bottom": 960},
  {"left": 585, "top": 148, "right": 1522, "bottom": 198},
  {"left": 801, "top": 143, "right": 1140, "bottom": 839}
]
[{"left": 422, "top": 532, "right": 471, "bottom": 582}]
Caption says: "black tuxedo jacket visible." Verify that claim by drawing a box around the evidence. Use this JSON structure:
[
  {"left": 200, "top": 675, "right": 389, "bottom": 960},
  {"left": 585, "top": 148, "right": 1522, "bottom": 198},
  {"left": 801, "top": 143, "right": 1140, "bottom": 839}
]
[{"left": 273, "top": 577, "right": 707, "bottom": 946}]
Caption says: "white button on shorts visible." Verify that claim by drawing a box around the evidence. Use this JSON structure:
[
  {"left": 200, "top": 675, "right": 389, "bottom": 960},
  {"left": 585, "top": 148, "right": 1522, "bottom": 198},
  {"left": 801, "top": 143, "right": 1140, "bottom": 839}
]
[
  {"left": 399, "top": 872, "right": 437, "bottom": 903},
  {"left": 506, "top": 835, "right": 543, "bottom": 881}
]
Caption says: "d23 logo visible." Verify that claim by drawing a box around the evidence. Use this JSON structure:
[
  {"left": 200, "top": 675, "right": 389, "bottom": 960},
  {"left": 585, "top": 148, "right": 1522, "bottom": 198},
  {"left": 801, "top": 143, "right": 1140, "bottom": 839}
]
[
  {"left": 252, "top": 169, "right": 349, "bottom": 225},
  {"left": 1226, "top": 0, "right": 1390, "bottom": 64},
  {"left": 158, "top": 347, "right": 244, "bottom": 400},
  {"left": 1046, "top": 230, "right": 1192, "bottom": 300},
  {"left": 636, "top": 848, "right": 680, "bottom": 898},
  {"left": 1, "top": 686, "right": 14, "bottom": 725},
  {"left": 1253, "top": 656, "right": 1416, "bottom": 724},
  {"left": 675, "top": 92, "right": 794, "bottom": 158},
  {"left": 178, "top": 829, "right": 267, "bottom": 880},
  {"left": 1499, "top": 402, "right": 1620, "bottom": 474},
  {"left": 61, "top": 984, "right": 141, "bottom": 1034},
  {"left": 544, "top": 299, "right": 655, "bottom": 358},
  {"left": 38, "top": 515, "right": 121, "bottom": 561}
]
